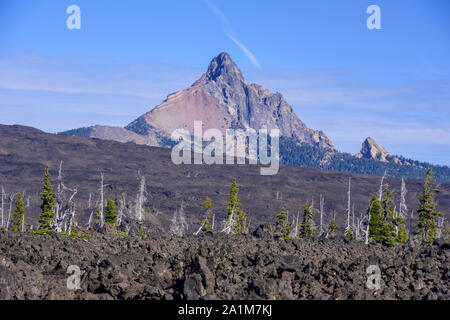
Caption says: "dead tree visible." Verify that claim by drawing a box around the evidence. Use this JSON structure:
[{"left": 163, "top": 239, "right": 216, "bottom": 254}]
[
  {"left": 378, "top": 170, "right": 387, "bottom": 201},
  {"left": 135, "top": 173, "right": 146, "bottom": 222},
  {"left": 352, "top": 202, "right": 355, "bottom": 232},
  {"left": 116, "top": 193, "right": 127, "bottom": 227},
  {"left": 51, "top": 161, "right": 78, "bottom": 232},
  {"left": 221, "top": 203, "right": 236, "bottom": 235},
  {"left": 437, "top": 216, "right": 445, "bottom": 239},
  {"left": 170, "top": 202, "right": 188, "bottom": 236},
  {"left": 6, "top": 193, "right": 17, "bottom": 230},
  {"left": 290, "top": 210, "right": 300, "bottom": 239},
  {"left": 99, "top": 172, "right": 105, "bottom": 228},
  {"left": 319, "top": 194, "right": 325, "bottom": 236},
  {"left": 0, "top": 186, "right": 5, "bottom": 229},
  {"left": 399, "top": 178, "right": 408, "bottom": 220},
  {"left": 88, "top": 193, "right": 92, "bottom": 210},
  {"left": 345, "top": 177, "right": 352, "bottom": 235}
]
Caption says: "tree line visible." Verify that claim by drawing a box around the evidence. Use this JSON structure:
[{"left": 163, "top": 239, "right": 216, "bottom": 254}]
[{"left": 0, "top": 162, "right": 447, "bottom": 248}]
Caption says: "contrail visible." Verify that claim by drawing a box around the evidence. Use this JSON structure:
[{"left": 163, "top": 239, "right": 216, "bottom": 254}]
[{"left": 204, "top": 0, "right": 261, "bottom": 69}]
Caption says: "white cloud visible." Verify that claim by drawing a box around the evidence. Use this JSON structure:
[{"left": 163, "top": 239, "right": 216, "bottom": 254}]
[{"left": 204, "top": 0, "right": 261, "bottom": 69}]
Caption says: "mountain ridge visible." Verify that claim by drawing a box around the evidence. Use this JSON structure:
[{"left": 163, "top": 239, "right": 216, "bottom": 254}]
[{"left": 58, "top": 52, "right": 450, "bottom": 179}]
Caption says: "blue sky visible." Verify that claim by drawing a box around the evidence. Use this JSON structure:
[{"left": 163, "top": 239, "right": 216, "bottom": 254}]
[{"left": 0, "top": 0, "right": 449, "bottom": 165}]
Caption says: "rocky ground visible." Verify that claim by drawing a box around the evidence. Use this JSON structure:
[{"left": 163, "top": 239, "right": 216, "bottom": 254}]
[{"left": 0, "top": 230, "right": 448, "bottom": 300}]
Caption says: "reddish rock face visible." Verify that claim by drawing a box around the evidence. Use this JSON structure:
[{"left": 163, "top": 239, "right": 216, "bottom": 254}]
[
  {"left": 126, "top": 52, "right": 334, "bottom": 149},
  {"left": 90, "top": 126, "right": 158, "bottom": 147}
]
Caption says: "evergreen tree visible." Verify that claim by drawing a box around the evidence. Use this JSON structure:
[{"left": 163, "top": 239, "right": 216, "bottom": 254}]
[
  {"left": 368, "top": 194, "right": 384, "bottom": 242},
  {"left": 12, "top": 193, "right": 25, "bottom": 232},
  {"left": 226, "top": 179, "right": 247, "bottom": 234},
  {"left": 275, "top": 207, "right": 291, "bottom": 240},
  {"left": 38, "top": 164, "right": 56, "bottom": 233},
  {"left": 299, "top": 203, "right": 314, "bottom": 239},
  {"left": 328, "top": 210, "right": 338, "bottom": 238},
  {"left": 201, "top": 196, "right": 214, "bottom": 232},
  {"left": 345, "top": 228, "right": 354, "bottom": 240},
  {"left": 396, "top": 224, "right": 408, "bottom": 244},
  {"left": 380, "top": 184, "right": 396, "bottom": 247},
  {"left": 105, "top": 197, "right": 118, "bottom": 225},
  {"left": 417, "top": 168, "right": 444, "bottom": 247}
]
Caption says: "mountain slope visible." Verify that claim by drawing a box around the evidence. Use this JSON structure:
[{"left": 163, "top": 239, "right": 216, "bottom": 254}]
[{"left": 3, "top": 124, "right": 449, "bottom": 230}]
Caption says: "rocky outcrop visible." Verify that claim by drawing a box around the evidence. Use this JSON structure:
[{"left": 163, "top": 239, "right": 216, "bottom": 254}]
[
  {"left": 356, "top": 137, "right": 391, "bottom": 162},
  {"left": 0, "top": 231, "right": 448, "bottom": 300},
  {"left": 126, "top": 52, "right": 333, "bottom": 149}
]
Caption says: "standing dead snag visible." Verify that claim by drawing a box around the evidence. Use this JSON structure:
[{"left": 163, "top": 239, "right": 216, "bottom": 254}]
[
  {"left": 116, "top": 193, "right": 127, "bottom": 227},
  {"left": 319, "top": 194, "right": 324, "bottom": 236},
  {"left": 6, "top": 193, "right": 18, "bottom": 230},
  {"left": 399, "top": 178, "right": 408, "bottom": 221},
  {"left": 135, "top": 172, "right": 146, "bottom": 222},
  {"left": 378, "top": 170, "right": 387, "bottom": 201},
  {"left": 0, "top": 186, "right": 5, "bottom": 229},
  {"left": 99, "top": 172, "right": 105, "bottom": 228},
  {"left": 51, "top": 161, "right": 78, "bottom": 232},
  {"left": 345, "top": 177, "right": 353, "bottom": 239},
  {"left": 170, "top": 202, "right": 188, "bottom": 236}
]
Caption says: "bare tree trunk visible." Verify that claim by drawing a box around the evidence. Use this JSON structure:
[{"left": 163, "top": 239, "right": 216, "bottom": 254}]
[
  {"left": 135, "top": 174, "right": 146, "bottom": 222},
  {"left": 345, "top": 177, "right": 351, "bottom": 234},
  {"left": 88, "top": 193, "right": 92, "bottom": 209},
  {"left": 170, "top": 202, "right": 188, "bottom": 236},
  {"left": 364, "top": 203, "right": 372, "bottom": 245},
  {"left": 399, "top": 178, "right": 408, "bottom": 220},
  {"left": 319, "top": 194, "right": 324, "bottom": 236},
  {"left": 1, "top": 186, "right": 4, "bottom": 229},
  {"left": 99, "top": 172, "right": 105, "bottom": 228},
  {"left": 116, "top": 193, "right": 126, "bottom": 227},
  {"left": 437, "top": 217, "right": 445, "bottom": 239},
  {"left": 6, "top": 194, "right": 17, "bottom": 230},
  {"left": 352, "top": 202, "right": 355, "bottom": 232},
  {"left": 55, "top": 160, "right": 64, "bottom": 222},
  {"left": 378, "top": 170, "right": 387, "bottom": 201},
  {"left": 222, "top": 203, "right": 236, "bottom": 234}
]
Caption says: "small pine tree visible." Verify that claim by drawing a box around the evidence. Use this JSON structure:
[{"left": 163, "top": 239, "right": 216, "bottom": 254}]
[
  {"left": 381, "top": 184, "right": 396, "bottom": 247},
  {"left": 396, "top": 224, "right": 408, "bottom": 244},
  {"left": 12, "top": 193, "right": 25, "bottom": 232},
  {"left": 226, "top": 179, "right": 247, "bottom": 234},
  {"left": 201, "top": 196, "right": 214, "bottom": 232},
  {"left": 328, "top": 210, "right": 338, "bottom": 238},
  {"left": 104, "top": 197, "right": 118, "bottom": 225},
  {"left": 275, "top": 207, "right": 291, "bottom": 240},
  {"left": 38, "top": 164, "right": 56, "bottom": 233},
  {"left": 345, "top": 228, "right": 354, "bottom": 240},
  {"left": 139, "top": 226, "right": 147, "bottom": 238},
  {"left": 368, "top": 194, "right": 384, "bottom": 242},
  {"left": 70, "top": 222, "right": 79, "bottom": 238},
  {"left": 417, "top": 168, "right": 444, "bottom": 247},
  {"left": 299, "top": 203, "right": 314, "bottom": 239}
]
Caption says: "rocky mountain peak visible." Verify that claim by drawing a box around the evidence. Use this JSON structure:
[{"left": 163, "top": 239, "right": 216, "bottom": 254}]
[
  {"left": 201, "top": 52, "right": 245, "bottom": 85},
  {"left": 123, "top": 52, "right": 334, "bottom": 149},
  {"left": 356, "top": 137, "right": 391, "bottom": 162}
]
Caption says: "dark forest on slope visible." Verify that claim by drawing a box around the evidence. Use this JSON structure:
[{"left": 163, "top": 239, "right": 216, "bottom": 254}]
[{"left": 279, "top": 137, "right": 450, "bottom": 183}]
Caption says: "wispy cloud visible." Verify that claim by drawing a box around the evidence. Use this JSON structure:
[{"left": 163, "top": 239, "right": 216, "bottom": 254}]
[{"left": 204, "top": 0, "right": 261, "bottom": 69}]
